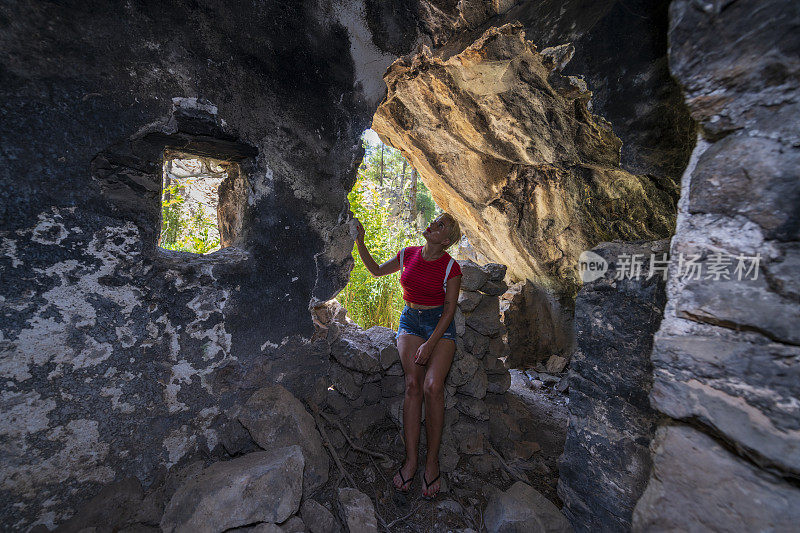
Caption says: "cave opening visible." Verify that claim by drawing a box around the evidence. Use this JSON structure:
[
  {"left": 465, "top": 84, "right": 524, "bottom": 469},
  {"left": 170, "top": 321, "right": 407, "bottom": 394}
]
[
  {"left": 158, "top": 151, "right": 246, "bottom": 255},
  {"left": 335, "top": 128, "right": 444, "bottom": 331}
]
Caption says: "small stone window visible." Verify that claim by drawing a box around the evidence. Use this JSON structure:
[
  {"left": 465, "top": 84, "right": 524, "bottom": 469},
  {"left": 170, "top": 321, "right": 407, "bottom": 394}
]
[{"left": 158, "top": 151, "right": 247, "bottom": 254}]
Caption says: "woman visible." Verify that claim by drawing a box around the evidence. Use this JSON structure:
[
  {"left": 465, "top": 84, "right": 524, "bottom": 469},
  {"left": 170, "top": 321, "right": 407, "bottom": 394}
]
[{"left": 353, "top": 213, "right": 462, "bottom": 499}]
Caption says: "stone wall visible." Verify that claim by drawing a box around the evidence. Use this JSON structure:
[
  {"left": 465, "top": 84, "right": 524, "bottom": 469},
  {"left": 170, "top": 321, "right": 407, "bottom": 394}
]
[
  {"left": 318, "top": 260, "right": 524, "bottom": 470},
  {"left": 0, "top": 2, "right": 406, "bottom": 529},
  {"left": 632, "top": 1, "right": 800, "bottom": 529},
  {"left": 558, "top": 240, "right": 668, "bottom": 532}
]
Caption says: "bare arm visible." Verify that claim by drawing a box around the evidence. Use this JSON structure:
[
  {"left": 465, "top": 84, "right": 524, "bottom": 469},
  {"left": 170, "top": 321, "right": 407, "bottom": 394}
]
[
  {"left": 354, "top": 219, "right": 401, "bottom": 277},
  {"left": 415, "top": 274, "right": 462, "bottom": 365}
]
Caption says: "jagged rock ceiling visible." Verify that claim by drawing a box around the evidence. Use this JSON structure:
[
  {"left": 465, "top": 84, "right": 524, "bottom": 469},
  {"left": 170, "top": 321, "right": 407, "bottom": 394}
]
[{"left": 373, "top": 23, "right": 679, "bottom": 291}]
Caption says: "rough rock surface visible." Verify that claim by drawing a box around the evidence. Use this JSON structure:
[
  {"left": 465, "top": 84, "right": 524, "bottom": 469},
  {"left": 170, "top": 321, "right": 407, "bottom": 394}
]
[
  {"left": 300, "top": 499, "right": 341, "bottom": 533},
  {"left": 374, "top": 23, "right": 681, "bottom": 290},
  {"left": 632, "top": 425, "right": 800, "bottom": 532},
  {"left": 336, "top": 488, "right": 378, "bottom": 533},
  {"left": 484, "top": 481, "right": 572, "bottom": 533},
  {"left": 558, "top": 240, "right": 668, "bottom": 532},
  {"left": 438, "top": 0, "right": 695, "bottom": 180},
  {"left": 160, "top": 447, "right": 304, "bottom": 533},
  {"left": 503, "top": 281, "right": 574, "bottom": 368},
  {"left": 0, "top": 1, "right": 418, "bottom": 527},
  {"left": 632, "top": 0, "right": 800, "bottom": 528},
  {"left": 237, "top": 385, "right": 329, "bottom": 494}
]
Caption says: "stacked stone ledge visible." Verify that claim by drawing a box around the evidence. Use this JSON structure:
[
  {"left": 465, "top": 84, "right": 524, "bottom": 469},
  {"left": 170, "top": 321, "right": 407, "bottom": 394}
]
[{"left": 320, "top": 259, "right": 521, "bottom": 473}]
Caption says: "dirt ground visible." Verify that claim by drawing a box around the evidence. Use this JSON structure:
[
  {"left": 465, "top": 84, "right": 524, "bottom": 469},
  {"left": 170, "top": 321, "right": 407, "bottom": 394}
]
[{"left": 314, "top": 370, "right": 569, "bottom": 532}]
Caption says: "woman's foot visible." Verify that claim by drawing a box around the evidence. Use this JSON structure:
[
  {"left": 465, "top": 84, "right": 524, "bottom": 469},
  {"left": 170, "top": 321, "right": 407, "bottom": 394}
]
[
  {"left": 422, "top": 463, "right": 441, "bottom": 499},
  {"left": 393, "top": 461, "right": 416, "bottom": 493}
]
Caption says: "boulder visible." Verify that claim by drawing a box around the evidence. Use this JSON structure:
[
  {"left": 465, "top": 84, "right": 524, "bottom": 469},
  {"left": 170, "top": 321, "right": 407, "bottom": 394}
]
[
  {"left": 330, "top": 330, "right": 381, "bottom": 373},
  {"left": 457, "top": 366, "right": 487, "bottom": 399},
  {"left": 457, "top": 291, "right": 483, "bottom": 313},
  {"left": 380, "top": 375, "right": 405, "bottom": 398},
  {"left": 484, "top": 482, "right": 572, "bottom": 533},
  {"left": 479, "top": 278, "right": 508, "bottom": 296},
  {"left": 160, "top": 447, "right": 304, "bottom": 533},
  {"left": 483, "top": 263, "right": 507, "bottom": 282},
  {"left": 446, "top": 351, "right": 479, "bottom": 388},
  {"left": 329, "top": 363, "right": 363, "bottom": 401},
  {"left": 337, "top": 488, "right": 378, "bottom": 533},
  {"left": 462, "top": 326, "right": 489, "bottom": 358},
  {"left": 238, "top": 385, "right": 329, "bottom": 494},
  {"left": 301, "top": 499, "right": 341, "bottom": 533}
]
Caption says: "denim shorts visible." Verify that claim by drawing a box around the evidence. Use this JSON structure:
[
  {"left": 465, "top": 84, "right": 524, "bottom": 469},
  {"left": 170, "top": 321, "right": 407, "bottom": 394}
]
[{"left": 396, "top": 305, "right": 457, "bottom": 341}]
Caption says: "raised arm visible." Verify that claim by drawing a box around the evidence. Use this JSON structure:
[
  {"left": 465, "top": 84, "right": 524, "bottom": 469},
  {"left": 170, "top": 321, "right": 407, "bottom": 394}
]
[{"left": 354, "top": 219, "right": 401, "bottom": 277}]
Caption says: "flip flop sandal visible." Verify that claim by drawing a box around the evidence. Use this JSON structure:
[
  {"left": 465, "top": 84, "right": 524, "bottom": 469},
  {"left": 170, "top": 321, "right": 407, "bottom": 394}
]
[
  {"left": 422, "top": 472, "right": 441, "bottom": 500},
  {"left": 394, "top": 467, "right": 413, "bottom": 494}
]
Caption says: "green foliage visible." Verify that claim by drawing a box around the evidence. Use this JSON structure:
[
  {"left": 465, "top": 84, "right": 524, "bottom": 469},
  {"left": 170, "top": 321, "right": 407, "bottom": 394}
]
[
  {"left": 416, "top": 182, "right": 438, "bottom": 227},
  {"left": 159, "top": 180, "right": 221, "bottom": 254},
  {"left": 338, "top": 131, "right": 441, "bottom": 330}
]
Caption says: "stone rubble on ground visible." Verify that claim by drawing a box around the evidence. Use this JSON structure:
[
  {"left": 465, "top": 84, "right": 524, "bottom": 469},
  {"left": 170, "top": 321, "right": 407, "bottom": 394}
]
[
  {"left": 484, "top": 481, "right": 573, "bottom": 533},
  {"left": 300, "top": 499, "right": 341, "bottom": 533},
  {"left": 236, "top": 385, "right": 330, "bottom": 494},
  {"left": 336, "top": 488, "right": 378, "bottom": 533},
  {"left": 160, "top": 446, "right": 304, "bottom": 533}
]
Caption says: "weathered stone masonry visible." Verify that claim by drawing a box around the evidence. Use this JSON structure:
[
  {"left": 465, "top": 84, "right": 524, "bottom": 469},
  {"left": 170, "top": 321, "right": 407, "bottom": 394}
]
[{"left": 0, "top": 2, "right": 401, "bottom": 529}]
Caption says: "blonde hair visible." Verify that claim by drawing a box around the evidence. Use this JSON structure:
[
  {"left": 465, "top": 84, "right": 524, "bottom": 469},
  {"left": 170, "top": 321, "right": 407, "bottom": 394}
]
[{"left": 439, "top": 213, "right": 461, "bottom": 250}]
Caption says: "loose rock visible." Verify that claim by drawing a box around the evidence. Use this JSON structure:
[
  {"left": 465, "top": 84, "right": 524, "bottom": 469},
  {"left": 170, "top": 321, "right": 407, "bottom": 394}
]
[
  {"left": 237, "top": 385, "right": 329, "bottom": 494},
  {"left": 484, "top": 481, "right": 572, "bottom": 533},
  {"left": 160, "top": 447, "right": 304, "bottom": 533},
  {"left": 337, "top": 488, "right": 378, "bottom": 533}
]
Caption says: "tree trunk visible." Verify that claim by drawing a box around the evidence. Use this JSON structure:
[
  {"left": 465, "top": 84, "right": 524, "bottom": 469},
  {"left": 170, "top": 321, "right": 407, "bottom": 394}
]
[
  {"left": 411, "top": 167, "right": 418, "bottom": 228},
  {"left": 399, "top": 159, "right": 407, "bottom": 214},
  {"left": 379, "top": 144, "right": 384, "bottom": 186}
]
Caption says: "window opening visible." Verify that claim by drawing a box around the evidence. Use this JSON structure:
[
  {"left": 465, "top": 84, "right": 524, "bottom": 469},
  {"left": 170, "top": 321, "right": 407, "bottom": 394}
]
[{"left": 159, "top": 151, "right": 236, "bottom": 254}]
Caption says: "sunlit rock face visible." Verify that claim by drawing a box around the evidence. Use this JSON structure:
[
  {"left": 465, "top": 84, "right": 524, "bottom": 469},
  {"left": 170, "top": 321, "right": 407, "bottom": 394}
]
[{"left": 373, "top": 23, "right": 679, "bottom": 291}]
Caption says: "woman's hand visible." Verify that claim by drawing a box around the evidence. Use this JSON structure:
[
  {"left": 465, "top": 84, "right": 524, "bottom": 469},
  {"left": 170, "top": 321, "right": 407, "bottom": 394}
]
[
  {"left": 354, "top": 218, "right": 365, "bottom": 242},
  {"left": 414, "top": 341, "right": 434, "bottom": 366}
]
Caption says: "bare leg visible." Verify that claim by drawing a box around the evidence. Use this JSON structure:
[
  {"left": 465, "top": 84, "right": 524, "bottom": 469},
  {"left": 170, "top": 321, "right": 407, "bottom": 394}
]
[
  {"left": 393, "top": 334, "right": 425, "bottom": 491},
  {"left": 422, "top": 338, "right": 455, "bottom": 497}
]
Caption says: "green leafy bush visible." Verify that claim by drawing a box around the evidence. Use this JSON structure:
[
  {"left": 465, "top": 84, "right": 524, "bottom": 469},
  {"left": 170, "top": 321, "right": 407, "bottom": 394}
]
[
  {"left": 159, "top": 180, "right": 221, "bottom": 254},
  {"left": 338, "top": 132, "right": 441, "bottom": 330}
]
